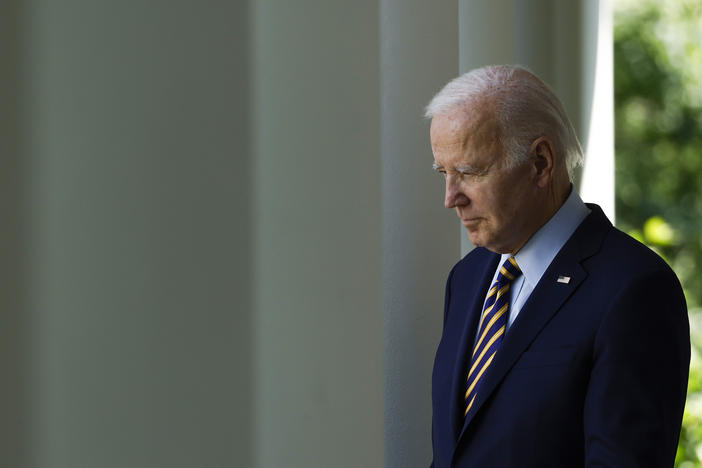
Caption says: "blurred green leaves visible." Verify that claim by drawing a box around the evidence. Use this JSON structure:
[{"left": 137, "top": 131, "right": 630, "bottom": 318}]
[
  {"left": 615, "top": 0, "right": 702, "bottom": 465},
  {"left": 643, "top": 215, "right": 677, "bottom": 246}
]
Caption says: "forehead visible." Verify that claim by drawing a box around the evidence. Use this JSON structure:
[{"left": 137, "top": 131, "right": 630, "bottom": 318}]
[{"left": 430, "top": 105, "right": 502, "bottom": 165}]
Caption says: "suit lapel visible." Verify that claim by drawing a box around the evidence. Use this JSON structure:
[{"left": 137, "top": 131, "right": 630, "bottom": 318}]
[
  {"left": 458, "top": 204, "right": 612, "bottom": 435},
  {"left": 460, "top": 247, "right": 586, "bottom": 432}
]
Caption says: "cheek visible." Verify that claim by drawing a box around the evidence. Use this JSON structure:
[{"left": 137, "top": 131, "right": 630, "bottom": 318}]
[
  {"left": 500, "top": 181, "right": 535, "bottom": 222},
  {"left": 483, "top": 184, "right": 523, "bottom": 224},
  {"left": 481, "top": 189, "right": 508, "bottom": 217}
]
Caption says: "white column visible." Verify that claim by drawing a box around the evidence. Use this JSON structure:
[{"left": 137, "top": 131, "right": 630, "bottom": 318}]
[
  {"left": 252, "top": 1, "right": 385, "bottom": 467},
  {"left": 580, "top": 0, "right": 615, "bottom": 221},
  {"left": 380, "top": 1, "right": 460, "bottom": 467},
  {"left": 22, "top": 1, "right": 249, "bottom": 466}
]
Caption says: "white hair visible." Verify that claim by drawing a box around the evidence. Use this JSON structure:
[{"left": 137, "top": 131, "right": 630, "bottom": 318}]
[{"left": 425, "top": 65, "right": 583, "bottom": 180}]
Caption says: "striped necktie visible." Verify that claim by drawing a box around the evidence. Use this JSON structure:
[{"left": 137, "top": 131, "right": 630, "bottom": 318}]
[{"left": 464, "top": 256, "right": 522, "bottom": 418}]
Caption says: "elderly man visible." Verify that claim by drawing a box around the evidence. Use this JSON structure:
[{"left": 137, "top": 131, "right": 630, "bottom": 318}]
[{"left": 426, "top": 65, "right": 689, "bottom": 467}]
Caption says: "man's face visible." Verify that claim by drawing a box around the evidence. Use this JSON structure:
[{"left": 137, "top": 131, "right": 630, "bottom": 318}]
[{"left": 430, "top": 106, "right": 540, "bottom": 254}]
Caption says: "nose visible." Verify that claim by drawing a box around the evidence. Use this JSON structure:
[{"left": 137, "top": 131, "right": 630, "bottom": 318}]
[{"left": 444, "top": 176, "right": 469, "bottom": 209}]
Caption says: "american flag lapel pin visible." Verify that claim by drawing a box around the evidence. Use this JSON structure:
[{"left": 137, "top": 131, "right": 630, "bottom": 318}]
[{"left": 557, "top": 275, "right": 571, "bottom": 284}]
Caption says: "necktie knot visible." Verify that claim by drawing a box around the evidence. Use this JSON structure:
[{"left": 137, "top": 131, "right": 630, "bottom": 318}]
[{"left": 497, "top": 256, "right": 522, "bottom": 284}]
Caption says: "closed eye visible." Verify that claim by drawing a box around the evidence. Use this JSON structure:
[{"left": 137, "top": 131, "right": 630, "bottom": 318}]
[
  {"left": 432, "top": 162, "right": 489, "bottom": 178},
  {"left": 456, "top": 166, "right": 489, "bottom": 177}
]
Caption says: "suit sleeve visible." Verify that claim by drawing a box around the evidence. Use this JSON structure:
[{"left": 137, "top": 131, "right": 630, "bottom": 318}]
[
  {"left": 429, "top": 264, "right": 457, "bottom": 468},
  {"left": 584, "top": 269, "right": 690, "bottom": 467}
]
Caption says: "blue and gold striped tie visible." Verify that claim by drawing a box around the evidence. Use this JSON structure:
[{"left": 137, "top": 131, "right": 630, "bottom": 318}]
[{"left": 464, "top": 256, "right": 522, "bottom": 417}]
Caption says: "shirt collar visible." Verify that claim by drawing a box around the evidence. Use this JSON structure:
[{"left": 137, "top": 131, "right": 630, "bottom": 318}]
[{"left": 505, "top": 187, "right": 590, "bottom": 288}]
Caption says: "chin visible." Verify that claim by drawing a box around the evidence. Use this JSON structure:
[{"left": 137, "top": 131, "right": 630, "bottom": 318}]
[
  {"left": 465, "top": 231, "right": 486, "bottom": 248},
  {"left": 467, "top": 233, "right": 508, "bottom": 254}
]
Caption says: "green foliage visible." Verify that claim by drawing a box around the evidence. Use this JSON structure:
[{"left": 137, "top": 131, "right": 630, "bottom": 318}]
[{"left": 614, "top": 1, "right": 702, "bottom": 465}]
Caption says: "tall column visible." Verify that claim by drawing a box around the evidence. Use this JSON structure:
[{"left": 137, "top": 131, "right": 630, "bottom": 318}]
[
  {"left": 252, "top": 1, "right": 385, "bottom": 467},
  {"left": 380, "top": 1, "right": 460, "bottom": 467},
  {"left": 22, "top": 1, "right": 249, "bottom": 466},
  {"left": 580, "top": 0, "right": 615, "bottom": 221}
]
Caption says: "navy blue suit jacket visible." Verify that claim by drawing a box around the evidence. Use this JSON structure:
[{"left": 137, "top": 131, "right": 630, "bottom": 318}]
[{"left": 430, "top": 204, "right": 689, "bottom": 467}]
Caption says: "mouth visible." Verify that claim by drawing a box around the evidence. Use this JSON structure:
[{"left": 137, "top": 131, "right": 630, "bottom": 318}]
[{"left": 461, "top": 217, "right": 481, "bottom": 227}]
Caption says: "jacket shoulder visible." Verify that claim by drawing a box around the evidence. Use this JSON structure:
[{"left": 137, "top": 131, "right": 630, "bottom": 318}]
[{"left": 596, "top": 226, "right": 678, "bottom": 280}]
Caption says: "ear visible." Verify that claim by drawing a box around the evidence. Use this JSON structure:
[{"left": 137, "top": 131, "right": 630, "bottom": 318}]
[{"left": 529, "top": 137, "right": 556, "bottom": 188}]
